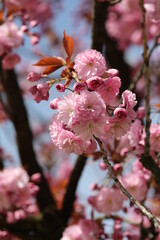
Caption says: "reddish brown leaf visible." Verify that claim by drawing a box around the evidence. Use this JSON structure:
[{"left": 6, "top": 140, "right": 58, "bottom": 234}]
[
  {"left": 155, "top": 103, "right": 160, "bottom": 108},
  {"left": 0, "top": 10, "right": 4, "bottom": 23},
  {"left": 63, "top": 31, "right": 73, "bottom": 57},
  {"left": 7, "top": 5, "right": 22, "bottom": 18},
  {"left": 33, "top": 57, "right": 66, "bottom": 68},
  {"left": 43, "top": 66, "right": 61, "bottom": 75}
]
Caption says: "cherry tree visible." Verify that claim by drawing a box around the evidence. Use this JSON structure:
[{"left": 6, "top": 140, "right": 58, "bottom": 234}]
[{"left": 0, "top": 0, "right": 160, "bottom": 239}]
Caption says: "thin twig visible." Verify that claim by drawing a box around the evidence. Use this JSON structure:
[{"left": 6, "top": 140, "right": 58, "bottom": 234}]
[
  {"left": 96, "top": 138, "right": 160, "bottom": 230},
  {"left": 139, "top": 0, "right": 150, "bottom": 156},
  {"left": 109, "top": 0, "right": 121, "bottom": 5},
  {"left": 129, "top": 32, "right": 160, "bottom": 91}
]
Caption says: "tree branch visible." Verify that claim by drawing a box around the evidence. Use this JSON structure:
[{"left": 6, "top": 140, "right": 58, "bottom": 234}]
[
  {"left": 0, "top": 62, "right": 57, "bottom": 213},
  {"left": 60, "top": 155, "right": 87, "bottom": 225},
  {"left": 129, "top": 32, "right": 160, "bottom": 91},
  {"left": 96, "top": 138, "right": 160, "bottom": 230},
  {"left": 91, "top": 0, "right": 108, "bottom": 52},
  {"left": 140, "top": 0, "right": 151, "bottom": 157},
  {"left": 104, "top": 32, "right": 131, "bottom": 93},
  {"left": 91, "top": 0, "right": 131, "bottom": 93}
]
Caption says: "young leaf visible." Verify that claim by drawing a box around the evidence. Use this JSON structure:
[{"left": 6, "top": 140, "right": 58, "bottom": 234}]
[
  {"left": 0, "top": 10, "right": 4, "bottom": 23},
  {"left": 63, "top": 31, "right": 73, "bottom": 57},
  {"left": 33, "top": 57, "right": 66, "bottom": 67},
  {"left": 43, "top": 66, "right": 61, "bottom": 75},
  {"left": 7, "top": 6, "right": 22, "bottom": 18},
  {"left": 155, "top": 103, "right": 160, "bottom": 108}
]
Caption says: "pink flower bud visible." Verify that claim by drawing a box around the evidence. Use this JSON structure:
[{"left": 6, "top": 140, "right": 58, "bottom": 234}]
[
  {"left": 107, "top": 68, "right": 119, "bottom": 77},
  {"left": 113, "top": 163, "right": 122, "bottom": 174},
  {"left": 56, "top": 84, "right": 65, "bottom": 92},
  {"left": 30, "top": 20, "right": 39, "bottom": 27},
  {"left": 31, "top": 173, "right": 41, "bottom": 183},
  {"left": 137, "top": 106, "right": 145, "bottom": 119},
  {"left": 14, "top": 209, "right": 26, "bottom": 221},
  {"left": 37, "top": 82, "right": 49, "bottom": 95},
  {"left": 29, "top": 83, "right": 49, "bottom": 103},
  {"left": 120, "top": 147, "right": 129, "bottom": 157},
  {"left": 29, "top": 86, "right": 42, "bottom": 103},
  {"left": 27, "top": 71, "right": 41, "bottom": 82},
  {"left": 21, "top": 25, "right": 29, "bottom": 32},
  {"left": 90, "top": 183, "right": 98, "bottom": 191},
  {"left": 73, "top": 82, "right": 87, "bottom": 92},
  {"left": 50, "top": 98, "right": 60, "bottom": 110},
  {"left": 114, "top": 107, "right": 127, "bottom": 119},
  {"left": 30, "top": 34, "right": 40, "bottom": 45},
  {"left": 99, "top": 161, "right": 107, "bottom": 170},
  {"left": 86, "top": 76, "right": 104, "bottom": 90}
]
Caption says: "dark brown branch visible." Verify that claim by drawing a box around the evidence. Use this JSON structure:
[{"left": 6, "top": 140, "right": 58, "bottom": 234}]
[
  {"left": 0, "top": 216, "right": 61, "bottom": 240},
  {"left": 140, "top": 154, "right": 160, "bottom": 184},
  {"left": 91, "top": 0, "right": 108, "bottom": 52},
  {"left": 140, "top": 0, "right": 151, "bottom": 156},
  {"left": 60, "top": 155, "right": 87, "bottom": 225},
  {"left": 104, "top": 32, "right": 131, "bottom": 93},
  {"left": 0, "top": 62, "right": 56, "bottom": 212},
  {"left": 91, "top": 0, "right": 131, "bottom": 93}
]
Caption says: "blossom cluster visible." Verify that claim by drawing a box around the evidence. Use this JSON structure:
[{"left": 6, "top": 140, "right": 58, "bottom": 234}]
[
  {"left": 106, "top": 0, "right": 160, "bottom": 49},
  {"left": 28, "top": 47, "right": 137, "bottom": 155},
  {"left": 0, "top": 0, "right": 53, "bottom": 70},
  {"left": 27, "top": 32, "right": 160, "bottom": 239},
  {"left": 0, "top": 167, "right": 39, "bottom": 223}
]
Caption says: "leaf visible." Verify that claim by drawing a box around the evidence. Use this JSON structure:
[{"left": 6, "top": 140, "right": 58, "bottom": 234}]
[
  {"left": 43, "top": 66, "right": 61, "bottom": 75},
  {"left": 0, "top": 10, "right": 4, "bottom": 23},
  {"left": 155, "top": 103, "right": 160, "bottom": 108},
  {"left": 33, "top": 57, "right": 66, "bottom": 67},
  {"left": 7, "top": 5, "right": 22, "bottom": 18},
  {"left": 63, "top": 31, "right": 73, "bottom": 57}
]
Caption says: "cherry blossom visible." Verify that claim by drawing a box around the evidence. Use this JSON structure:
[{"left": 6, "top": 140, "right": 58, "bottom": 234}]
[{"left": 74, "top": 49, "right": 107, "bottom": 80}]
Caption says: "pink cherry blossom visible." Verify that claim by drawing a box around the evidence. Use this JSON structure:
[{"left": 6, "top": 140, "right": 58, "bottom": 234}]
[
  {"left": 120, "top": 172, "right": 148, "bottom": 202},
  {"left": 61, "top": 219, "right": 101, "bottom": 240},
  {"left": 150, "top": 124, "right": 160, "bottom": 152},
  {"left": 57, "top": 92, "right": 78, "bottom": 127},
  {"left": 127, "top": 119, "right": 144, "bottom": 155},
  {"left": 106, "top": 0, "right": 160, "bottom": 49},
  {"left": 133, "top": 159, "right": 151, "bottom": 181},
  {"left": 98, "top": 76, "right": 121, "bottom": 105},
  {"left": 0, "top": 22, "right": 23, "bottom": 53},
  {"left": 121, "top": 90, "right": 137, "bottom": 120},
  {"left": 88, "top": 187, "right": 124, "bottom": 215},
  {"left": 73, "top": 90, "right": 106, "bottom": 123},
  {"left": 0, "top": 167, "right": 39, "bottom": 221},
  {"left": 56, "top": 84, "right": 65, "bottom": 92},
  {"left": 29, "top": 82, "right": 49, "bottom": 103},
  {"left": 104, "top": 117, "right": 131, "bottom": 138},
  {"left": 49, "top": 116, "right": 89, "bottom": 154},
  {"left": 136, "top": 106, "right": 145, "bottom": 119},
  {"left": 2, "top": 53, "right": 21, "bottom": 69},
  {"left": 58, "top": 130, "right": 88, "bottom": 155},
  {"left": 74, "top": 49, "right": 107, "bottom": 80},
  {"left": 72, "top": 118, "right": 106, "bottom": 141}
]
